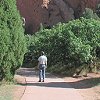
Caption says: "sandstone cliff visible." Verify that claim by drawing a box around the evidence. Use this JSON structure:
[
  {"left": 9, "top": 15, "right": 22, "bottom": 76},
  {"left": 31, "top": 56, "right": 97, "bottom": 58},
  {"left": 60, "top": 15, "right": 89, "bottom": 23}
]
[{"left": 16, "top": 0, "right": 100, "bottom": 34}]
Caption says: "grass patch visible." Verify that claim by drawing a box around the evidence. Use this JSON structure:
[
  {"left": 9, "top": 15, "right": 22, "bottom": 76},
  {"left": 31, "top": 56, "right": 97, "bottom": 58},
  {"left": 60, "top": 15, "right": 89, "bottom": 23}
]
[
  {"left": 0, "top": 83, "right": 14, "bottom": 100},
  {"left": 0, "top": 85, "right": 13, "bottom": 100}
]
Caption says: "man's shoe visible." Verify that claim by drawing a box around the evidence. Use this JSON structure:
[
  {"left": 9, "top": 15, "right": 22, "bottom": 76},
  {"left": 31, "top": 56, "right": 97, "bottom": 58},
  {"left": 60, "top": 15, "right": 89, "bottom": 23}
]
[
  {"left": 42, "top": 80, "right": 44, "bottom": 82},
  {"left": 38, "top": 80, "right": 41, "bottom": 82}
]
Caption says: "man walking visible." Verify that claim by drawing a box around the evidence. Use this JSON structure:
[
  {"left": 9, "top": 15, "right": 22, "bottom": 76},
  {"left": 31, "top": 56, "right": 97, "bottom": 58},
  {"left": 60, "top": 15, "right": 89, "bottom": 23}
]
[{"left": 38, "top": 51, "right": 47, "bottom": 82}]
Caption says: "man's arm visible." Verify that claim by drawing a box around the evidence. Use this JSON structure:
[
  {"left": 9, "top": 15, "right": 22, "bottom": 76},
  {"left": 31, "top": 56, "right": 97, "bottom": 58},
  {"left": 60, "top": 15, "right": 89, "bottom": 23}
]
[
  {"left": 46, "top": 57, "right": 47, "bottom": 66},
  {"left": 37, "top": 57, "right": 40, "bottom": 69},
  {"left": 45, "top": 57, "right": 47, "bottom": 68}
]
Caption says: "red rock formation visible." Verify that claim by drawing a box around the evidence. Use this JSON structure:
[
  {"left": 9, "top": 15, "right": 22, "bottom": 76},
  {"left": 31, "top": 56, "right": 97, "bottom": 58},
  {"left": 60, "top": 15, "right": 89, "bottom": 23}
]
[
  {"left": 17, "top": 0, "right": 43, "bottom": 34},
  {"left": 16, "top": 0, "right": 100, "bottom": 34}
]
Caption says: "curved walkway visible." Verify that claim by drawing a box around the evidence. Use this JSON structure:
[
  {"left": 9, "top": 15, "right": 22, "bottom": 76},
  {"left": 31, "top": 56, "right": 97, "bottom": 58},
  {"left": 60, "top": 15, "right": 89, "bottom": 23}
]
[{"left": 16, "top": 68, "right": 84, "bottom": 100}]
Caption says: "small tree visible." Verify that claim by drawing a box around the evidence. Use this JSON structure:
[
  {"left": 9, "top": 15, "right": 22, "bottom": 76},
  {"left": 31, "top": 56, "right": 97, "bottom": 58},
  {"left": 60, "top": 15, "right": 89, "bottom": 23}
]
[
  {"left": 96, "top": 3, "right": 100, "bottom": 18},
  {"left": 82, "top": 8, "right": 100, "bottom": 20},
  {"left": 0, "top": 0, "right": 27, "bottom": 81}
]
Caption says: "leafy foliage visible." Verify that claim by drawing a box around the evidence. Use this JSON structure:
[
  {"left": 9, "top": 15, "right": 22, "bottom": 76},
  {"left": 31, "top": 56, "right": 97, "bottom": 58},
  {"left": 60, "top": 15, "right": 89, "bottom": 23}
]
[
  {"left": 27, "top": 18, "right": 100, "bottom": 70},
  {"left": 82, "top": 8, "right": 100, "bottom": 20},
  {"left": 0, "top": 0, "right": 27, "bottom": 81},
  {"left": 96, "top": 3, "right": 100, "bottom": 18},
  {"left": 23, "top": 18, "right": 100, "bottom": 76}
]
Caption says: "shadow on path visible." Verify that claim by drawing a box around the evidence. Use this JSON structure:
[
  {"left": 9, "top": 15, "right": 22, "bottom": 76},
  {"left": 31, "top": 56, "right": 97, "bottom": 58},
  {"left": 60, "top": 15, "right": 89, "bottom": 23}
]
[
  {"left": 68, "top": 77, "right": 100, "bottom": 89},
  {"left": 26, "top": 82, "right": 71, "bottom": 88},
  {"left": 25, "top": 77, "right": 100, "bottom": 89},
  {"left": 16, "top": 68, "right": 100, "bottom": 89},
  {"left": 16, "top": 68, "right": 37, "bottom": 77},
  {"left": 16, "top": 68, "right": 57, "bottom": 78}
]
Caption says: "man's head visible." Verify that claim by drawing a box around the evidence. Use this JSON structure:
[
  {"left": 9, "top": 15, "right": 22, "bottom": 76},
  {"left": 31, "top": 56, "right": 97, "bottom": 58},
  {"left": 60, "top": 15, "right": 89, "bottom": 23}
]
[{"left": 41, "top": 51, "right": 44, "bottom": 55}]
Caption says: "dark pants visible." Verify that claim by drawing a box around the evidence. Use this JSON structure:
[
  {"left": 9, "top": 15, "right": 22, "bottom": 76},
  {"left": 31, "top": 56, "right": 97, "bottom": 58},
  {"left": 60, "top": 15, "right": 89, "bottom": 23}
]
[{"left": 39, "top": 64, "right": 46, "bottom": 81}]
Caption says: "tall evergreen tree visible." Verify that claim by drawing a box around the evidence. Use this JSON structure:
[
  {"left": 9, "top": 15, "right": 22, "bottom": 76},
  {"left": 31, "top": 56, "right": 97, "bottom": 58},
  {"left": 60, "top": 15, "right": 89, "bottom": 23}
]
[{"left": 0, "top": 0, "right": 27, "bottom": 81}]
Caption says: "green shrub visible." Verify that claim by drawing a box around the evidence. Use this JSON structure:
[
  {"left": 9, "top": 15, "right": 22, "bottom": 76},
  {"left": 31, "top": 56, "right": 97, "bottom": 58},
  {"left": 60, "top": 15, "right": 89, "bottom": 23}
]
[
  {"left": 96, "top": 3, "right": 100, "bottom": 18},
  {"left": 47, "top": 62, "right": 75, "bottom": 76},
  {"left": 82, "top": 8, "right": 100, "bottom": 20},
  {"left": 26, "top": 18, "right": 100, "bottom": 75},
  {"left": 0, "top": 0, "right": 27, "bottom": 81},
  {"left": 30, "top": 18, "right": 99, "bottom": 64}
]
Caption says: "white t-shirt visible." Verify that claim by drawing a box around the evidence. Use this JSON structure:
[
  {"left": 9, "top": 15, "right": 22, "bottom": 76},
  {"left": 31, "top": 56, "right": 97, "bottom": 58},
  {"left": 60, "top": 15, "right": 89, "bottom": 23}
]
[{"left": 38, "top": 55, "right": 47, "bottom": 65}]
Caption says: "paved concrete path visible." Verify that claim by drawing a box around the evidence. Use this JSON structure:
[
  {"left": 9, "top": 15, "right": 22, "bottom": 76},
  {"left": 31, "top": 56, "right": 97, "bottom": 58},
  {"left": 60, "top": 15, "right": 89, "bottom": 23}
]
[{"left": 17, "top": 68, "right": 84, "bottom": 100}]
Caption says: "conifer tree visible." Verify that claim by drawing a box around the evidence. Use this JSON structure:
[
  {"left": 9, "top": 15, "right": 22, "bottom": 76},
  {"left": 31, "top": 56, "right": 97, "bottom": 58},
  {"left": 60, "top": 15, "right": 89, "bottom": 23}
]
[{"left": 0, "top": 0, "right": 26, "bottom": 81}]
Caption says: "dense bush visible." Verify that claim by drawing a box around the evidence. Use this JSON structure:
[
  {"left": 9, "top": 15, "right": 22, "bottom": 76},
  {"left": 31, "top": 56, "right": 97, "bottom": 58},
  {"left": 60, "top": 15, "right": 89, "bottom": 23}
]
[
  {"left": 96, "top": 3, "right": 100, "bottom": 18},
  {"left": 22, "top": 18, "right": 100, "bottom": 75},
  {"left": 82, "top": 8, "right": 100, "bottom": 20},
  {"left": 0, "top": 0, "right": 27, "bottom": 81},
  {"left": 25, "top": 18, "right": 100, "bottom": 75}
]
